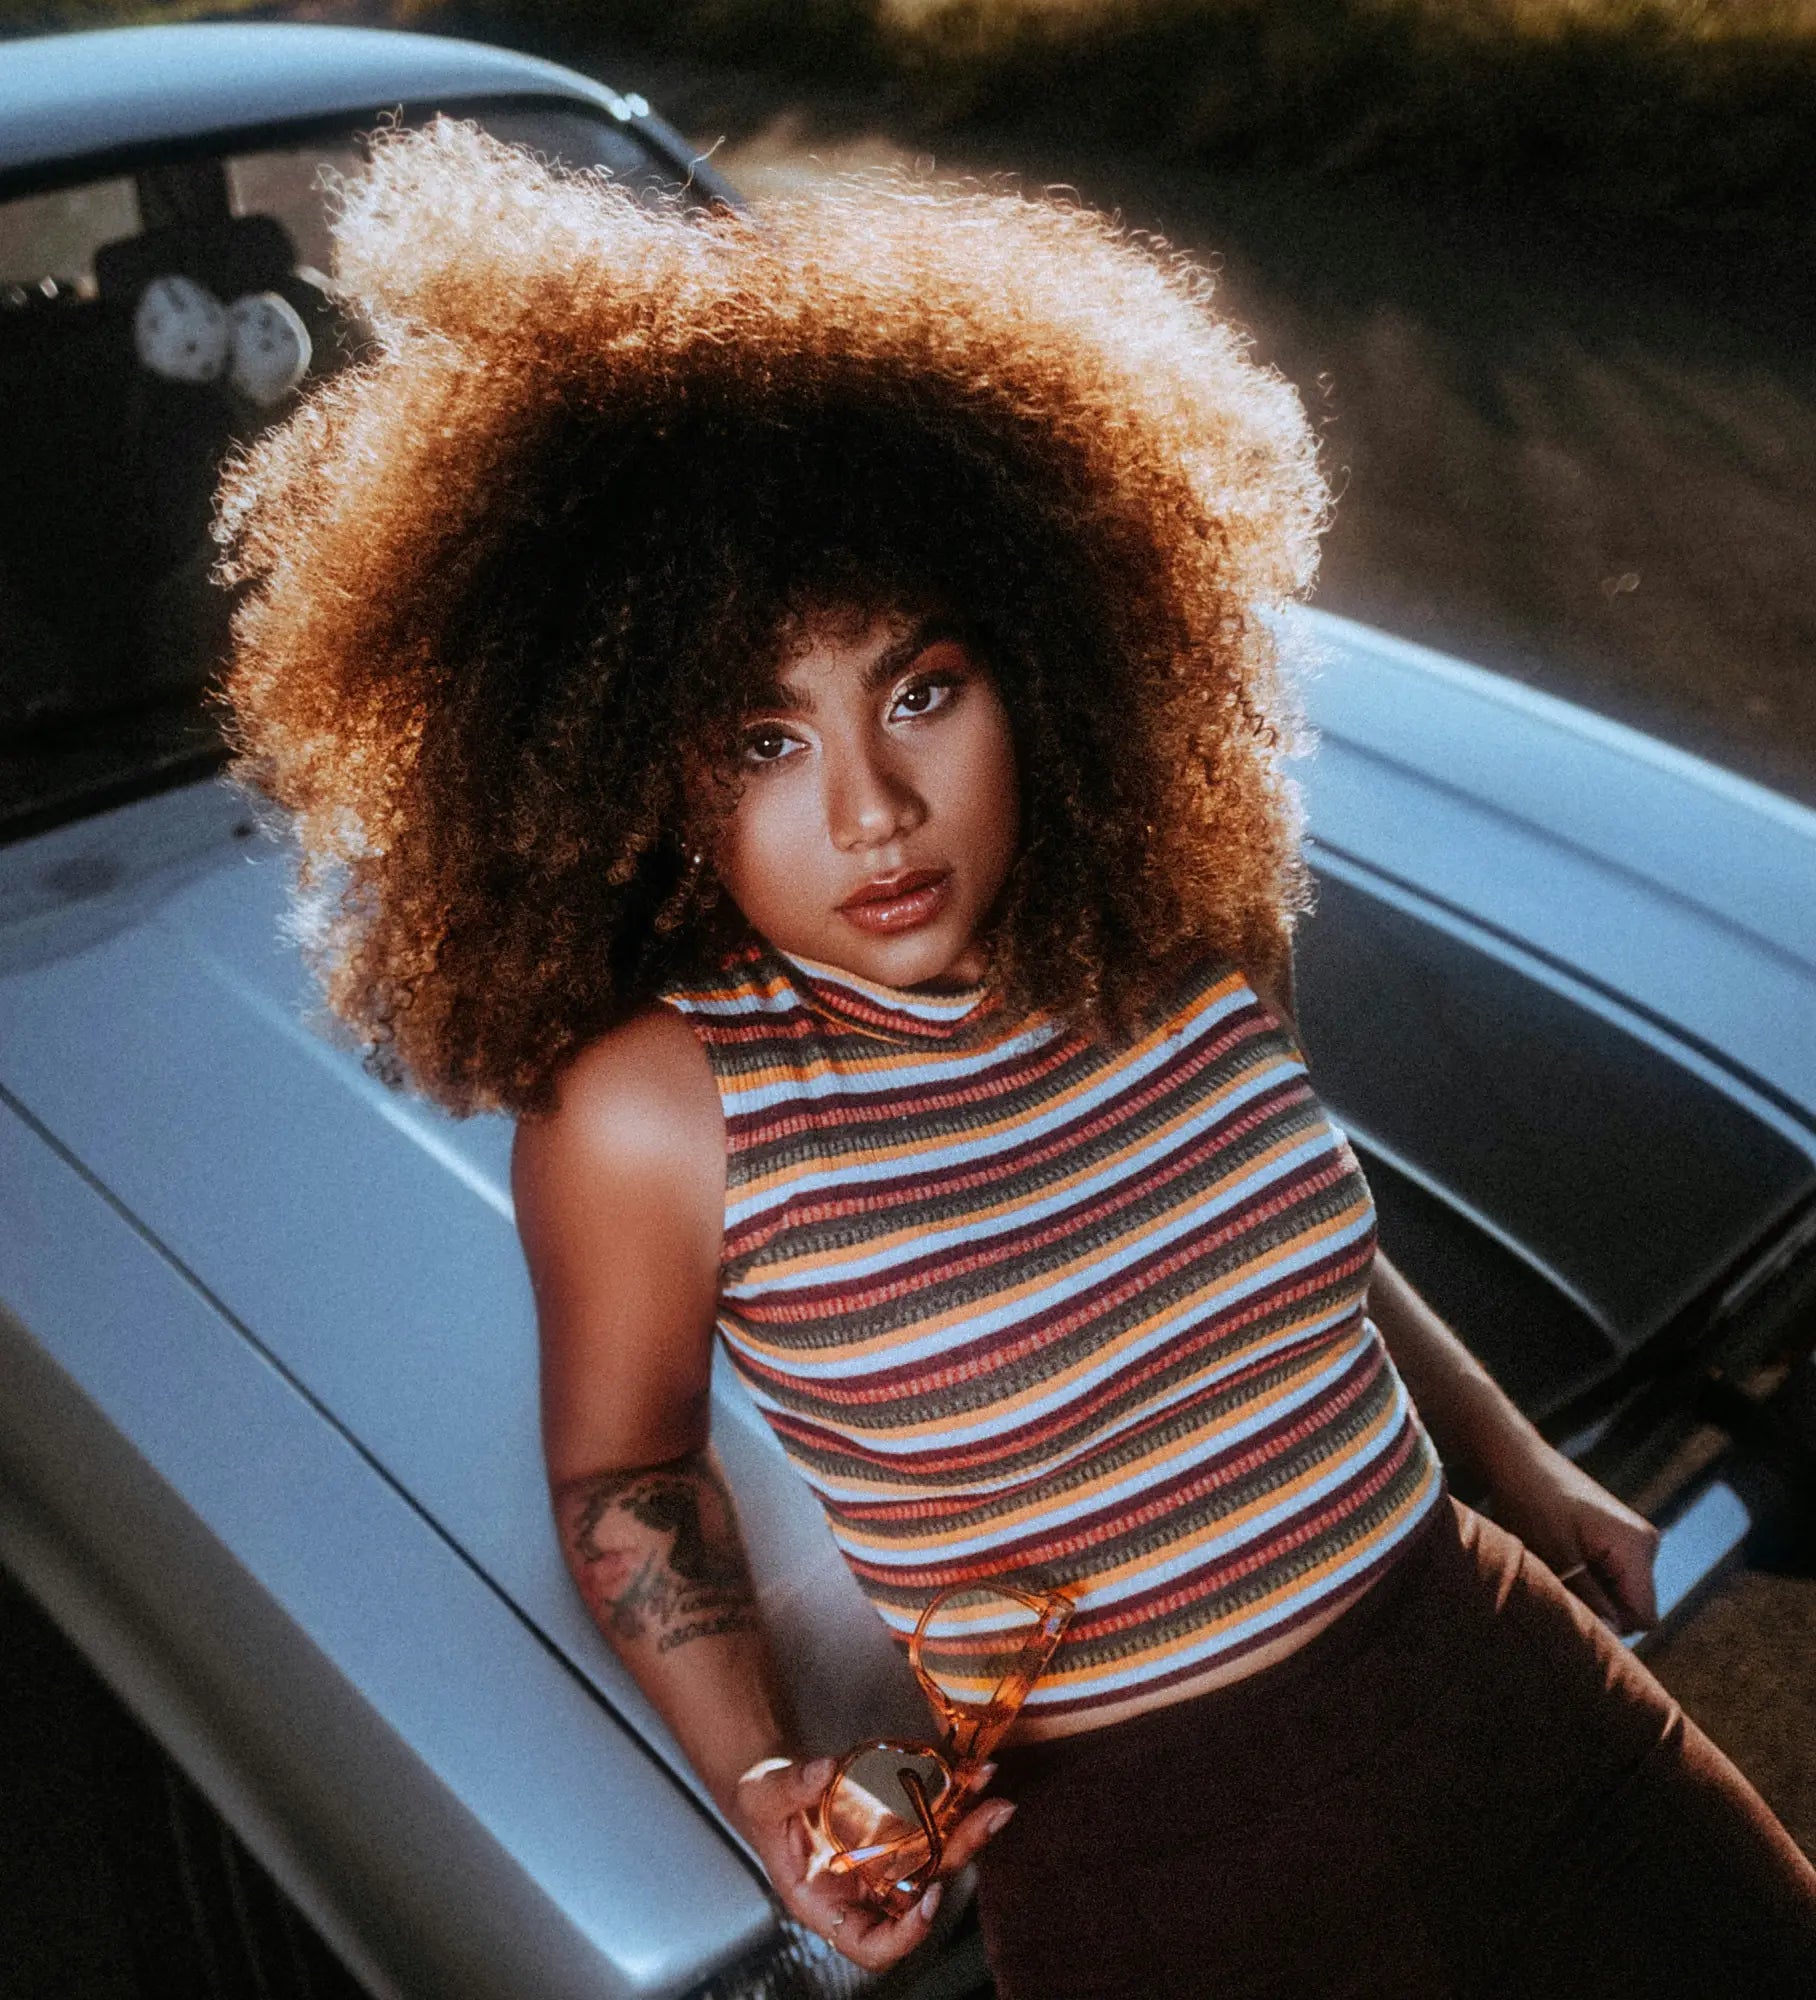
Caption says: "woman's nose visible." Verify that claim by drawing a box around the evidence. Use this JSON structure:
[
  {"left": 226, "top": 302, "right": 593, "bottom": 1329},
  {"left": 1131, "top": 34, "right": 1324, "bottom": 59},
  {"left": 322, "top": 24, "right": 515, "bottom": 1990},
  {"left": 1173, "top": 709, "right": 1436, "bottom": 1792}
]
[{"left": 825, "top": 743, "right": 925, "bottom": 850}]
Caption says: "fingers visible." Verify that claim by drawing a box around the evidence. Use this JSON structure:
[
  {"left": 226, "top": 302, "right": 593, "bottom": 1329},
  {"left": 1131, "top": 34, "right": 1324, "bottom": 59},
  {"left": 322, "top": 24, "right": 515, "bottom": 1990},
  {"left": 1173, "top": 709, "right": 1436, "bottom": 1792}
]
[
  {"left": 957, "top": 1758, "right": 999, "bottom": 1801},
  {"left": 738, "top": 1757, "right": 945, "bottom": 1972},
  {"left": 815, "top": 1876, "right": 947, "bottom": 1973},
  {"left": 1590, "top": 1522, "right": 1661, "bottom": 1631},
  {"left": 1557, "top": 1534, "right": 1658, "bottom": 1633},
  {"left": 794, "top": 1793, "right": 1020, "bottom": 1969},
  {"left": 1623, "top": 1516, "right": 1663, "bottom": 1629},
  {"left": 818, "top": 1793, "right": 1017, "bottom": 1969},
  {"left": 938, "top": 1795, "right": 1019, "bottom": 1874},
  {"left": 1561, "top": 1559, "right": 1627, "bottom": 1629},
  {"left": 751, "top": 1754, "right": 1020, "bottom": 1971},
  {"left": 736, "top": 1756, "right": 835, "bottom": 1852},
  {"left": 826, "top": 1794, "right": 1018, "bottom": 1965},
  {"left": 1600, "top": 1552, "right": 1656, "bottom": 1632},
  {"left": 734, "top": 1757, "right": 844, "bottom": 1913},
  {"left": 786, "top": 1755, "right": 839, "bottom": 1806}
]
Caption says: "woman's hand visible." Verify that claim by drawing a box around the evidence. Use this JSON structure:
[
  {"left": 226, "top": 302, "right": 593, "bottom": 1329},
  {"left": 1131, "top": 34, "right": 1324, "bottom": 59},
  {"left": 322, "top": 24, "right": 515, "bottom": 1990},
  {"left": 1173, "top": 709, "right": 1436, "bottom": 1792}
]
[
  {"left": 1484, "top": 1435, "right": 1663, "bottom": 1634},
  {"left": 731, "top": 1757, "right": 1016, "bottom": 1973}
]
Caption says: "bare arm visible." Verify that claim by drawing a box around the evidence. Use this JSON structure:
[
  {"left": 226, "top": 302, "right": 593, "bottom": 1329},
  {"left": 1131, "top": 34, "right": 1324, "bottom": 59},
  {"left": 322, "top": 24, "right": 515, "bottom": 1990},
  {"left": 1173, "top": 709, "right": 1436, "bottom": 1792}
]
[
  {"left": 1363, "top": 1247, "right": 1545, "bottom": 1490},
  {"left": 513, "top": 1007, "right": 795, "bottom": 1811},
  {"left": 513, "top": 1006, "right": 1003, "bottom": 1966},
  {"left": 1364, "top": 1248, "right": 1658, "bottom": 1629},
  {"left": 549, "top": 1444, "right": 790, "bottom": 1813},
  {"left": 1253, "top": 943, "right": 1568, "bottom": 1477}
]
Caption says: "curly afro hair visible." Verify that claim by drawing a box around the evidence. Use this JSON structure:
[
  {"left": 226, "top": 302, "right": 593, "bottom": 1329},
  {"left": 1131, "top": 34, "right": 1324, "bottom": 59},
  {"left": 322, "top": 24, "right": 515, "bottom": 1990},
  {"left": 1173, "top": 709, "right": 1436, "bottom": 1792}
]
[{"left": 212, "top": 118, "right": 1330, "bottom": 1119}]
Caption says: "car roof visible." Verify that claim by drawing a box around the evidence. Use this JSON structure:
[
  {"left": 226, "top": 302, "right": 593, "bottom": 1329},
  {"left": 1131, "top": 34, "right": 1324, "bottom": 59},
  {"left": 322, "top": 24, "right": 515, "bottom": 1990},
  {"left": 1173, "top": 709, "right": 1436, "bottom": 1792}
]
[{"left": 0, "top": 22, "right": 654, "bottom": 184}]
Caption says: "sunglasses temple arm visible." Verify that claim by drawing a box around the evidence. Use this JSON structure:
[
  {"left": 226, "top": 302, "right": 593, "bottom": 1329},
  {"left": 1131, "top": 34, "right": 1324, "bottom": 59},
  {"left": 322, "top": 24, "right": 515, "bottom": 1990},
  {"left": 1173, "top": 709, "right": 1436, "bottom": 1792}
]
[{"left": 899, "top": 1766, "right": 945, "bottom": 1871}]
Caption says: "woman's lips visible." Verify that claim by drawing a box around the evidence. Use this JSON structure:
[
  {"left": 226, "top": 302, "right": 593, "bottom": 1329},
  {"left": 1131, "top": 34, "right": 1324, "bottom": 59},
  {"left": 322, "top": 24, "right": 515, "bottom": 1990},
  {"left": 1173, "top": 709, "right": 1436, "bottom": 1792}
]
[{"left": 838, "top": 871, "right": 952, "bottom": 933}]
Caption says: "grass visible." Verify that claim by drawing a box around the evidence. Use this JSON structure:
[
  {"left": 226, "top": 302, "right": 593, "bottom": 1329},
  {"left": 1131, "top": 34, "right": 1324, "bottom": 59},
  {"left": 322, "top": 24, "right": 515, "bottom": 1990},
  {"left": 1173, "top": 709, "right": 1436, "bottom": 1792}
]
[
  {"left": 2, "top": 0, "right": 270, "bottom": 31},
  {"left": 12, "top": 0, "right": 1816, "bottom": 232},
  {"left": 522, "top": 0, "right": 1816, "bottom": 233}
]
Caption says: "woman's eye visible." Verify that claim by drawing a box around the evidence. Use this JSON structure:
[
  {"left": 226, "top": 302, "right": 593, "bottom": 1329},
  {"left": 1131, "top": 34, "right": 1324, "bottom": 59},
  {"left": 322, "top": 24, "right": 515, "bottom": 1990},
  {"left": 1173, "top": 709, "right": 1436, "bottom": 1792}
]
[
  {"left": 892, "top": 675, "right": 959, "bottom": 720},
  {"left": 740, "top": 726, "right": 798, "bottom": 767}
]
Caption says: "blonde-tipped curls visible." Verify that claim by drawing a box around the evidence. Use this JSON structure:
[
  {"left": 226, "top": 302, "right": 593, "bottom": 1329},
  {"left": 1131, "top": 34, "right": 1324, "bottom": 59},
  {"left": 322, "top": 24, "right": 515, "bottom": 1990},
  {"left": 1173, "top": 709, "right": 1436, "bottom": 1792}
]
[{"left": 212, "top": 117, "right": 1329, "bottom": 1117}]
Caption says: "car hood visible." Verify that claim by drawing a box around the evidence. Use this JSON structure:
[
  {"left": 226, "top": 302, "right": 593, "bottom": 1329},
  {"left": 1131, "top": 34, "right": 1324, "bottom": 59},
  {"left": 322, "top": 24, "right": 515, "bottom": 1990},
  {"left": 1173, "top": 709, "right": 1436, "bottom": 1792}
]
[
  {"left": 0, "top": 24, "right": 644, "bottom": 181},
  {"left": 1295, "top": 606, "right": 1816, "bottom": 1129},
  {"left": 0, "top": 780, "right": 932, "bottom": 1818}
]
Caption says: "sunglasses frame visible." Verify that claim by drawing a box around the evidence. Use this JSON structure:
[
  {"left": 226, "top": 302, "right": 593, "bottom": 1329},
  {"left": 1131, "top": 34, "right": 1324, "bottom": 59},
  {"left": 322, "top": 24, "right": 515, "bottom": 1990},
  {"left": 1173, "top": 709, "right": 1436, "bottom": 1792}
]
[{"left": 813, "top": 1580, "right": 1074, "bottom": 1916}]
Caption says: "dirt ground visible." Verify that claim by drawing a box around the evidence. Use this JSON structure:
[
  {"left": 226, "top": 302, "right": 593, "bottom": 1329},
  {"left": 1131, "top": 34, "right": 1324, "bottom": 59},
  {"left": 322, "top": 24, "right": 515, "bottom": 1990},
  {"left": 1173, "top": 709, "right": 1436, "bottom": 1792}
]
[{"left": 595, "top": 49, "right": 1816, "bottom": 813}]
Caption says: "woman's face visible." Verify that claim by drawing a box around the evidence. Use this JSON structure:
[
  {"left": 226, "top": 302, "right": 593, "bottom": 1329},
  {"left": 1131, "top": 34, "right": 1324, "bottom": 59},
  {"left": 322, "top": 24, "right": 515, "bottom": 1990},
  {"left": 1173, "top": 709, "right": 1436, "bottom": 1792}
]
[{"left": 698, "top": 610, "right": 1021, "bottom": 988}]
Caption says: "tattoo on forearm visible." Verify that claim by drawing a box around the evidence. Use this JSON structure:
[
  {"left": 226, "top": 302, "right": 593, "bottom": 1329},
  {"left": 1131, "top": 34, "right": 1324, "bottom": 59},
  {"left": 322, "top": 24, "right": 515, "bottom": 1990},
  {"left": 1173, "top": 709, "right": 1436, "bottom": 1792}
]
[{"left": 561, "top": 1452, "right": 759, "bottom": 1655}]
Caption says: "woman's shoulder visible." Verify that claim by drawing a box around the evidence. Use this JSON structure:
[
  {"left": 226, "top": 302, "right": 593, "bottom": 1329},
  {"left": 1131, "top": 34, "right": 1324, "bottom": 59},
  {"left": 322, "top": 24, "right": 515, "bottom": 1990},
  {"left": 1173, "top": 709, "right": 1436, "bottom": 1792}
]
[{"left": 512, "top": 999, "right": 725, "bottom": 1217}]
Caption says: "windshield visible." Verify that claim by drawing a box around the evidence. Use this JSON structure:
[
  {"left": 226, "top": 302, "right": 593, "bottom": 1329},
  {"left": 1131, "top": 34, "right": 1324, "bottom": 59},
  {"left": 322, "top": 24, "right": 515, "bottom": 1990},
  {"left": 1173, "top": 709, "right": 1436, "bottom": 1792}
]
[{"left": 0, "top": 101, "right": 688, "bottom": 845}]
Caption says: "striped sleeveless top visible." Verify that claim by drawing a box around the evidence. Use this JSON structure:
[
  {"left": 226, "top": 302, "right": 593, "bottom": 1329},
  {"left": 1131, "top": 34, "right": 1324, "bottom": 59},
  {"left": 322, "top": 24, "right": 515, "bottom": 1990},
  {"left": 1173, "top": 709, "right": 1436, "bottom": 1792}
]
[{"left": 658, "top": 935, "right": 1445, "bottom": 1715}]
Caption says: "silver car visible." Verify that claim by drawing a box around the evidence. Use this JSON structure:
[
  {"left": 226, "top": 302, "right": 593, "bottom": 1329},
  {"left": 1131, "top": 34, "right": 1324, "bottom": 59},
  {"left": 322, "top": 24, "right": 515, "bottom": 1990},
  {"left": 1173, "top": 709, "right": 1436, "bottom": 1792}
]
[{"left": 3, "top": 21, "right": 1814, "bottom": 2000}]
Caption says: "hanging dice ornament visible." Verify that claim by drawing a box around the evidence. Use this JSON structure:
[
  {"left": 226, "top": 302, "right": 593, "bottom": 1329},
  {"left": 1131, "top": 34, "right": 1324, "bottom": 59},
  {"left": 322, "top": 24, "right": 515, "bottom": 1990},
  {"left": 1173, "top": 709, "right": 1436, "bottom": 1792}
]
[
  {"left": 133, "top": 272, "right": 230, "bottom": 384},
  {"left": 227, "top": 289, "right": 313, "bottom": 406}
]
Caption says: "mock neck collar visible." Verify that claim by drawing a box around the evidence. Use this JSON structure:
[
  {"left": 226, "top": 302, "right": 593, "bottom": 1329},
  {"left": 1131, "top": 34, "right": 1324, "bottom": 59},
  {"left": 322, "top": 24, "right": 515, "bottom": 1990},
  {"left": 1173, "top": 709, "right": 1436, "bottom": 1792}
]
[{"left": 765, "top": 940, "right": 1005, "bottom": 1046}]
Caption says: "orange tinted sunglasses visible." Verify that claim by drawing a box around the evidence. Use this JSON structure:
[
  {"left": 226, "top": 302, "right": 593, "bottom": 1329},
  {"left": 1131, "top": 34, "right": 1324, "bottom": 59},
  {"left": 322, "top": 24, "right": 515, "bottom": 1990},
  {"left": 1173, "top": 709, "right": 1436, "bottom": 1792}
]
[{"left": 813, "top": 1581, "right": 1074, "bottom": 1917}]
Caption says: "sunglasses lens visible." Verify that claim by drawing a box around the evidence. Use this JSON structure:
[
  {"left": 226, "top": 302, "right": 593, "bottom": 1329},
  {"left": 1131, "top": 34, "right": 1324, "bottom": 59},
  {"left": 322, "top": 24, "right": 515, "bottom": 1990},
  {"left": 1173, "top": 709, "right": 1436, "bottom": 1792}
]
[
  {"left": 916, "top": 1585, "right": 1064, "bottom": 1714},
  {"left": 824, "top": 1746, "right": 952, "bottom": 1880}
]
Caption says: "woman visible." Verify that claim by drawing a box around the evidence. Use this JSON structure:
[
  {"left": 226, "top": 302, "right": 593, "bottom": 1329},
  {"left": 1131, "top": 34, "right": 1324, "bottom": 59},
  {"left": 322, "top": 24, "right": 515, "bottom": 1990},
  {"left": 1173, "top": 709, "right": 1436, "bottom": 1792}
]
[{"left": 214, "top": 120, "right": 1816, "bottom": 1994}]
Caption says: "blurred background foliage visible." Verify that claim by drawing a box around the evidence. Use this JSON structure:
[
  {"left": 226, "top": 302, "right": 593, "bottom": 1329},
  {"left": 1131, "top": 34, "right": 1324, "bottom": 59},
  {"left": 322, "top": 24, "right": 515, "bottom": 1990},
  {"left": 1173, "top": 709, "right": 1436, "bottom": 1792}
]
[{"left": 3, "top": 0, "right": 1813, "bottom": 232}]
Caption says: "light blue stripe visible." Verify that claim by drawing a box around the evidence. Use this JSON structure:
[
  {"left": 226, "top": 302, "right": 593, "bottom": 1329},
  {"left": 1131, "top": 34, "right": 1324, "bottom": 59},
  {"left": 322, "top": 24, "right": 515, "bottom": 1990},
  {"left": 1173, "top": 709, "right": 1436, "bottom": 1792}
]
[
  {"left": 727, "top": 1090, "right": 1344, "bottom": 1301},
  {"left": 726, "top": 1045, "right": 1313, "bottom": 1265}
]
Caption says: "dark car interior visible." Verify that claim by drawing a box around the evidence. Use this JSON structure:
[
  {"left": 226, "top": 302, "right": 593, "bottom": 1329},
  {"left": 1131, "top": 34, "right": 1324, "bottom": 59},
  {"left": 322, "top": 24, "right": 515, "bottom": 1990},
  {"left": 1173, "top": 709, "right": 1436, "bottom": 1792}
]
[
  {"left": 0, "top": 157, "right": 343, "bottom": 840},
  {"left": 0, "top": 103, "right": 686, "bottom": 847}
]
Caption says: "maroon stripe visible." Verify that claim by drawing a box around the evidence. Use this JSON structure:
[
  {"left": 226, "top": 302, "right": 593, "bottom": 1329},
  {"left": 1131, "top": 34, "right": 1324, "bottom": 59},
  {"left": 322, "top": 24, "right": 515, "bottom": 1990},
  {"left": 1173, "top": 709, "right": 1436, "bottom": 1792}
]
[
  {"left": 1058, "top": 1413, "right": 1423, "bottom": 1641},
  {"left": 820, "top": 1322, "right": 1382, "bottom": 1525},
  {"left": 724, "top": 1024, "right": 1082, "bottom": 1138},
  {"left": 842, "top": 1396, "right": 1423, "bottom": 1627},
  {"left": 724, "top": 982, "right": 1262, "bottom": 1130},
  {"left": 754, "top": 1318, "right": 1349, "bottom": 1493},
  {"left": 720, "top": 991, "right": 1278, "bottom": 1174},
  {"left": 1015, "top": 1475, "right": 1447, "bottom": 1712},
  {"left": 846, "top": 1430, "right": 1428, "bottom": 1653},
  {"left": 722, "top": 1021, "right": 1265, "bottom": 1233}
]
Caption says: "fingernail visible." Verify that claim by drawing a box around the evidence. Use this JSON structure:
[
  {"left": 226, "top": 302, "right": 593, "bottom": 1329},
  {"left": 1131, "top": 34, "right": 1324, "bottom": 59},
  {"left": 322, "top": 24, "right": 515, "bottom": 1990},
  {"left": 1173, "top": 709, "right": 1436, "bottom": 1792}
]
[
  {"left": 990, "top": 1801, "right": 1018, "bottom": 1832},
  {"left": 918, "top": 1881, "right": 943, "bottom": 1921},
  {"left": 802, "top": 1757, "right": 835, "bottom": 1789},
  {"left": 974, "top": 1760, "right": 999, "bottom": 1787}
]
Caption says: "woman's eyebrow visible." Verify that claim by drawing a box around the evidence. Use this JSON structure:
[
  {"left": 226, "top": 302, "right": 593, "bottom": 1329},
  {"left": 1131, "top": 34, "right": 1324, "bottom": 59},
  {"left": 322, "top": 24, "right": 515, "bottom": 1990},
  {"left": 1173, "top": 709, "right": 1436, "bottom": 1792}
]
[{"left": 748, "top": 617, "right": 963, "bottom": 716}]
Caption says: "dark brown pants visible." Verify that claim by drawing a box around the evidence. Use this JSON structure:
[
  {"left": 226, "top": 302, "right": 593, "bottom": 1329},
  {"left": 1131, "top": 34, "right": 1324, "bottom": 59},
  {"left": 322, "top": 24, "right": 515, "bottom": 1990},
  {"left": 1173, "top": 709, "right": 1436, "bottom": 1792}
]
[{"left": 977, "top": 1495, "right": 1816, "bottom": 1998}]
